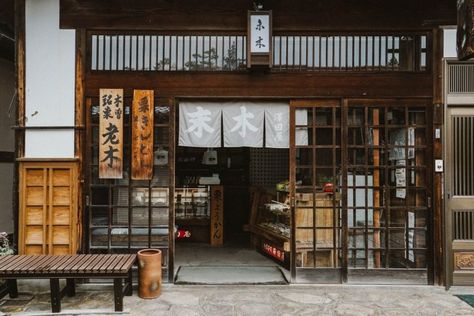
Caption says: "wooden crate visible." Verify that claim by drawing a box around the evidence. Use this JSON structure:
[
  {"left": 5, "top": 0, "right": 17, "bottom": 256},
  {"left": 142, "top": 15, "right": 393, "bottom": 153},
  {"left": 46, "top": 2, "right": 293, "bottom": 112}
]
[
  {"left": 295, "top": 192, "right": 340, "bottom": 267},
  {"left": 295, "top": 193, "right": 340, "bottom": 247},
  {"left": 19, "top": 161, "right": 79, "bottom": 255}
]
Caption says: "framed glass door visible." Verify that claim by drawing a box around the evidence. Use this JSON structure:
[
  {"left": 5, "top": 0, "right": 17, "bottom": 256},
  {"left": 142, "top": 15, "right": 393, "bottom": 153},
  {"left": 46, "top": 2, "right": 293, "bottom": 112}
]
[
  {"left": 345, "top": 100, "right": 430, "bottom": 284},
  {"left": 290, "top": 99, "right": 343, "bottom": 283},
  {"left": 85, "top": 96, "right": 176, "bottom": 283},
  {"left": 290, "top": 99, "right": 432, "bottom": 284}
]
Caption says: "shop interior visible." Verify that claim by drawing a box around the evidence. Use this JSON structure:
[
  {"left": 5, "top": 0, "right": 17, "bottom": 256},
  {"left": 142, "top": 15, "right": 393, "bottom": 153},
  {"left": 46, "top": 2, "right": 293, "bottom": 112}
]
[{"left": 174, "top": 145, "right": 292, "bottom": 281}]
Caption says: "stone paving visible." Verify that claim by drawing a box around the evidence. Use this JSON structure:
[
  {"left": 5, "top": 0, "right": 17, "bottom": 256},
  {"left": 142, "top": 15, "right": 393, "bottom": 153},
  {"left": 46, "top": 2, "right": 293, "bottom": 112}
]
[{"left": 0, "top": 282, "right": 473, "bottom": 315}]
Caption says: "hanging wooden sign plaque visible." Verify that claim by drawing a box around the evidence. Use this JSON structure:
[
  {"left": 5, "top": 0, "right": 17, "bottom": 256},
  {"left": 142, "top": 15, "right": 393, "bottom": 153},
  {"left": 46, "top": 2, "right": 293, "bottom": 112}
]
[
  {"left": 99, "top": 88, "right": 123, "bottom": 179},
  {"left": 132, "top": 90, "right": 154, "bottom": 180}
]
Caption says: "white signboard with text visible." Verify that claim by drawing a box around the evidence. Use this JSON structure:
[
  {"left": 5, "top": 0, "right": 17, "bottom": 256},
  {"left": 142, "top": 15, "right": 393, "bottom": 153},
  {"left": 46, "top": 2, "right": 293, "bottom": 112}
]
[{"left": 250, "top": 15, "right": 270, "bottom": 53}]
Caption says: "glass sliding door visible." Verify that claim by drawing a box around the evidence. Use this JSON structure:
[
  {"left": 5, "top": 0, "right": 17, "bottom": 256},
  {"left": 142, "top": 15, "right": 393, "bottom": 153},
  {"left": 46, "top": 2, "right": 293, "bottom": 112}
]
[
  {"left": 345, "top": 100, "right": 430, "bottom": 284},
  {"left": 290, "top": 99, "right": 343, "bottom": 283},
  {"left": 85, "top": 96, "right": 175, "bottom": 282},
  {"left": 290, "top": 99, "right": 431, "bottom": 284}
]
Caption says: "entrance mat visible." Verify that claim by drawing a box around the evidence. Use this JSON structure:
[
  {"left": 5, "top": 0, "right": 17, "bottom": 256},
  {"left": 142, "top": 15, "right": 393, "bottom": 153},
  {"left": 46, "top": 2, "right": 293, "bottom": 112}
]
[
  {"left": 175, "top": 266, "right": 288, "bottom": 285},
  {"left": 456, "top": 295, "right": 474, "bottom": 308}
]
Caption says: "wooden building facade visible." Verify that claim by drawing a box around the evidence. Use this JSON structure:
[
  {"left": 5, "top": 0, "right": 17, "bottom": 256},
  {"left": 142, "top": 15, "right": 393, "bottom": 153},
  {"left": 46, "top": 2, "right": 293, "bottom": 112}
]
[{"left": 13, "top": 0, "right": 461, "bottom": 285}]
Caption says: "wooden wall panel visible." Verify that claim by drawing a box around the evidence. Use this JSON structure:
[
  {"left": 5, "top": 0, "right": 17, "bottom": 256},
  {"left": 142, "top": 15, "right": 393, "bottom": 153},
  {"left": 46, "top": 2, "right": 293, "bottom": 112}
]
[
  {"left": 19, "top": 161, "right": 79, "bottom": 255},
  {"left": 86, "top": 73, "right": 434, "bottom": 99},
  {"left": 60, "top": 0, "right": 456, "bottom": 31}
]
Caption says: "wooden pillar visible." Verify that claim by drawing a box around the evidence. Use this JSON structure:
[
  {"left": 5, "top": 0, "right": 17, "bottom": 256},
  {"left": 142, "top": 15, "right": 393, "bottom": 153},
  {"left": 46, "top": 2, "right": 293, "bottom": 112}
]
[
  {"left": 372, "top": 109, "right": 381, "bottom": 268},
  {"left": 14, "top": 0, "right": 26, "bottom": 251},
  {"left": 168, "top": 97, "right": 176, "bottom": 283},
  {"left": 75, "top": 29, "right": 86, "bottom": 253},
  {"left": 432, "top": 27, "right": 444, "bottom": 286}
]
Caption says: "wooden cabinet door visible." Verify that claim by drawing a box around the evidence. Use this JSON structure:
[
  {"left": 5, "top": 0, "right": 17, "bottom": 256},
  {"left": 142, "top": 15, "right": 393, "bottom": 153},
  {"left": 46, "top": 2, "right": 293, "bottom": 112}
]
[{"left": 19, "top": 161, "right": 79, "bottom": 255}]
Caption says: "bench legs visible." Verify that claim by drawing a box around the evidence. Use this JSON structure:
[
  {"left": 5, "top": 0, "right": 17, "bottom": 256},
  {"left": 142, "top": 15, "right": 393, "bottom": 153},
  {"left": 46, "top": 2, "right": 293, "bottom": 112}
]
[
  {"left": 66, "top": 278, "right": 76, "bottom": 297},
  {"left": 7, "top": 279, "right": 18, "bottom": 298},
  {"left": 50, "top": 279, "right": 61, "bottom": 313},
  {"left": 125, "top": 269, "right": 133, "bottom": 296},
  {"left": 113, "top": 278, "right": 123, "bottom": 312}
]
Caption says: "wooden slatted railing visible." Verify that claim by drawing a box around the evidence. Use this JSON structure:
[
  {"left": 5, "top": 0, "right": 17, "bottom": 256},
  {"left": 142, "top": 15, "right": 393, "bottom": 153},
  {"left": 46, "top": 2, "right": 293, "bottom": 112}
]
[{"left": 89, "top": 33, "right": 428, "bottom": 72}]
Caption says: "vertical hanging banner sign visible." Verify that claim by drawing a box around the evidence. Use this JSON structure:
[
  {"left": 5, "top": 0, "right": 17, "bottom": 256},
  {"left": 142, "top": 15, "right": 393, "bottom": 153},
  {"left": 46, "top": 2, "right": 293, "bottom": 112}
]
[
  {"left": 265, "top": 103, "right": 290, "bottom": 148},
  {"left": 132, "top": 90, "right": 154, "bottom": 180},
  {"left": 210, "top": 185, "right": 224, "bottom": 246},
  {"left": 99, "top": 89, "right": 123, "bottom": 179},
  {"left": 223, "top": 102, "right": 264, "bottom": 147}
]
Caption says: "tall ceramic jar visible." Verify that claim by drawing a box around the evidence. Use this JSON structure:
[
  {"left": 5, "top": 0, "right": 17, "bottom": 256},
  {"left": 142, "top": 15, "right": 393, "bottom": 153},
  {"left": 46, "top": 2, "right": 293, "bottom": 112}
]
[{"left": 137, "top": 249, "right": 162, "bottom": 299}]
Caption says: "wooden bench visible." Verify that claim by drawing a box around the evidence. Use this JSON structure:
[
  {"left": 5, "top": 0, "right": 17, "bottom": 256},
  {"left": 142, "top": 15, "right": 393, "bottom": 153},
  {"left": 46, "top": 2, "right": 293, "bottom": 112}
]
[{"left": 0, "top": 254, "right": 136, "bottom": 313}]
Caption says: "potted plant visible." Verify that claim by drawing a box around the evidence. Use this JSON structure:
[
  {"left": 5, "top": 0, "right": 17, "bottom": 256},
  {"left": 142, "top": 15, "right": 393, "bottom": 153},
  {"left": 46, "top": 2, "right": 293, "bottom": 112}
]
[{"left": 0, "top": 232, "right": 13, "bottom": 298}]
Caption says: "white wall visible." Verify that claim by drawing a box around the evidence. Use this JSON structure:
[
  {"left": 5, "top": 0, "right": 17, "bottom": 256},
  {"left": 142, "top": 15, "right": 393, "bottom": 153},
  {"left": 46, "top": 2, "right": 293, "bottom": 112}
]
[
  {"left": 0, "top": 57, "right": 15, "bottom": 234},
  {"left": 443, "top": 28, "right": 457, "bottom": 58},
  {"left": 25, "top": 0, "right": 75, "bottom": 158}
]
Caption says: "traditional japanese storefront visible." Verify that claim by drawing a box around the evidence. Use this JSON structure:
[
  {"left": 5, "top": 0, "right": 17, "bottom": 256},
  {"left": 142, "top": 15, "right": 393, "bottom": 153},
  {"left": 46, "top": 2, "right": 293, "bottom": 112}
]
[{"left": 14, "top": 0, "right": 458, "bottom": 285}]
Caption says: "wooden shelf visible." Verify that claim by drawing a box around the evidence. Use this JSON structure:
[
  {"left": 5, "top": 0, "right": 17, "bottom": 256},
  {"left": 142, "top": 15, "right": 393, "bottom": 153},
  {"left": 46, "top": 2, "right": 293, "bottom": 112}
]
[{"left": 249, "top": 224, "right": 290, "bottom": 251}]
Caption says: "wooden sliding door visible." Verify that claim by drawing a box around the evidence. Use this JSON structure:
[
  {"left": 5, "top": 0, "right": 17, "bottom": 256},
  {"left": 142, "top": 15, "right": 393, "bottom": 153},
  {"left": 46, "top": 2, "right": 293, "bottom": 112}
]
[{"left": 19, "top": 161, "right": 79, "bottom": 255}]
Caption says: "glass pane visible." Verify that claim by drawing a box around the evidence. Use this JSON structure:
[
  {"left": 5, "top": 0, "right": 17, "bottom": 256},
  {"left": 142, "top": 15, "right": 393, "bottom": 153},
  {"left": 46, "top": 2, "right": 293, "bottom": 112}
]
[
  {"left": 112, "top": 207, "right": 129, "bottom": 226},
  {"left": 348, "top": 107, "right": 364, "bottom": 126},
  {"left": 387, "top": 107, "right": 406, "bottom": 125},
  {"left": 154, "top": 106, "right": 170, "bottom": 124},
  {"left": 314, "top": 108, "right": 333, "bottom": 126},
  {"left": 91, "top": 207, "right": 108, "bottom": 226},
  {"left": 131, "top": 208, "right": 149, "bottom": 226},
  {"left": 152, "top": 208, "right": 169, "bottom": 226}
]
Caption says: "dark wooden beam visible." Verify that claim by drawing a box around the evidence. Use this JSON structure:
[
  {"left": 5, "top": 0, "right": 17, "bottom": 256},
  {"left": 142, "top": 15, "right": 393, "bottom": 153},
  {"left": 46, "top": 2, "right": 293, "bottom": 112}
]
[
  {"left": 85, "top": 72, "right": 434, "bottom": 99},
  {"left": 60, "top": 0, "right": 456, "bottom": 31}
]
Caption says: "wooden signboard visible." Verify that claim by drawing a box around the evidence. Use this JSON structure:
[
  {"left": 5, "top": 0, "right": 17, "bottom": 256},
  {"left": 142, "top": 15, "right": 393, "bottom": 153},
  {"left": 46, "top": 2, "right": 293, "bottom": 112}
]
[
  {"left": 247, "top": 10, "right": 272, "bottom": 68},
  {"left": 99, "top": 89, "right": 123, "bottom": 179},
  {"left": 210, "top": 185, "right": 224, "bottom": 246},
  {"left": 132, "top": 90, "right": 154, "bottom": 180},
  {"left": 457, "top": 0, "right": 474, "bottom": 60}
]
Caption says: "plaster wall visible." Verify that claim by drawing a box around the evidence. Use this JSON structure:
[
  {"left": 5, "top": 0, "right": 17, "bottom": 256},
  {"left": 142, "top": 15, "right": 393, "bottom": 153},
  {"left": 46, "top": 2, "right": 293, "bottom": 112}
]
[
  {"left": 25, "top": 0, "right": 75, "bottom": 158},
  {"left": 0, "top": 57, "right": 15, "bottom": 234}
]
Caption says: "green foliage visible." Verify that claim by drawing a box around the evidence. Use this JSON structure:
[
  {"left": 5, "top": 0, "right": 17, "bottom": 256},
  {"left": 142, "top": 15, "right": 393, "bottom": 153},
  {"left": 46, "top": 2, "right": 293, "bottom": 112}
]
[{"left": 0, "top": 232, "right": 14, "bottom": 256}]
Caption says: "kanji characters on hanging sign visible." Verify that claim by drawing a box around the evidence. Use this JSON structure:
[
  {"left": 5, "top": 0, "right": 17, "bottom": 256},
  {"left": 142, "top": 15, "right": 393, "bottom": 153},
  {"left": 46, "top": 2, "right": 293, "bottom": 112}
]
[
  {"left": 99, "top": 89, "right": 123, "bottom": 179},
  {"left": 265, "top": 103, "right": 289, "bottom": 148},
  {"left": 250, "top": 14, "right": 270, "bottom": 53},
  {"left": 179, "top": 102, "right": 222, "bottom": 147},
  {"left": 223, "top": 102, "right": 264, "bottom": 147},
  {"left": 132, "top": 90, "right": 154, "bottom": 180},
  {"left": 210, "top": 185, "right": 224, "bottom": 246}
]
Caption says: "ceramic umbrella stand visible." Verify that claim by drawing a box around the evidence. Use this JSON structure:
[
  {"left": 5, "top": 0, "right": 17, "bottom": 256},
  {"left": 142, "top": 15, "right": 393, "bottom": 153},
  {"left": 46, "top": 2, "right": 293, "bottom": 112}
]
[{"left": 137, "top": 249, "right": 162, "bottom": 299}]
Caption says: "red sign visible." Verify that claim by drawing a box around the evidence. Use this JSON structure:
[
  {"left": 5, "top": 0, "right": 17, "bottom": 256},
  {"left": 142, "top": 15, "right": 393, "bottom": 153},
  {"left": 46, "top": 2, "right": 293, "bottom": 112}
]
[{"left": 263, "top": 242, "right": 285, "bottom": 262}]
